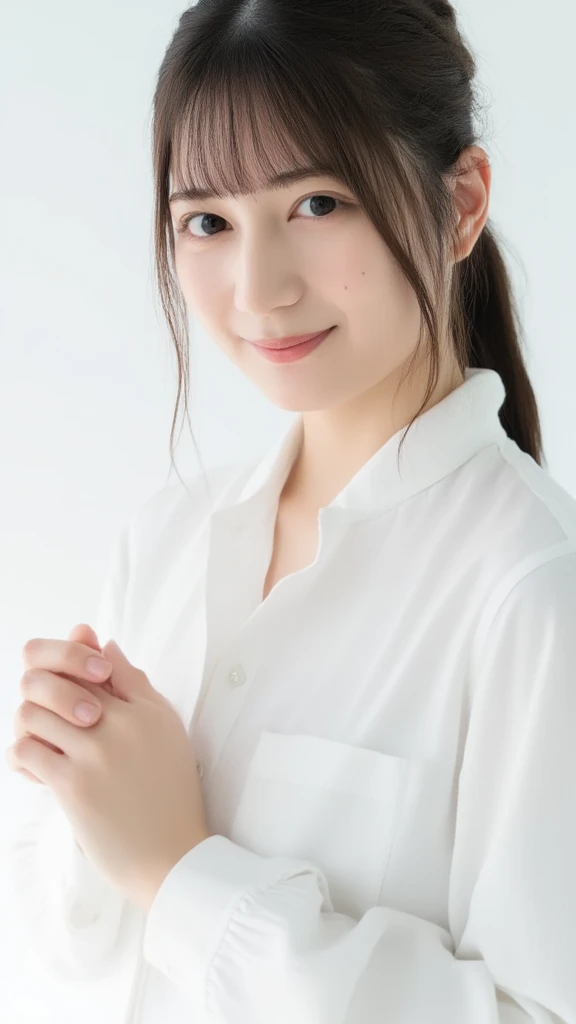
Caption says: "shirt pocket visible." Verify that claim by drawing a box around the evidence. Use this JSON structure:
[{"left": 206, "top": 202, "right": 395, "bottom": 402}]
[{"left": 229, "top": 729, "right": 412, "bottom": 917}]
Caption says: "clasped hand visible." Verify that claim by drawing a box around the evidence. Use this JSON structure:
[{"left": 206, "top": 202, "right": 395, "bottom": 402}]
[{"left": 5, "top": 622, "right": 211, "bottom": 913}]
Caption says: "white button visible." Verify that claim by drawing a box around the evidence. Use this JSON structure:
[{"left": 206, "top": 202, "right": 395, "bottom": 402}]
[
  {"left": 196, "top": 759, "right": 204, "bottom": 779},
  {"left": 228, "top": 664, "right": 246, "bottom": 686}
]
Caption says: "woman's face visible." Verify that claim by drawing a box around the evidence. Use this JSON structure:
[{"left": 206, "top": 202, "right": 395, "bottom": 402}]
[{"left": 169, "top": 169, "right": 431, "bottom": 413}]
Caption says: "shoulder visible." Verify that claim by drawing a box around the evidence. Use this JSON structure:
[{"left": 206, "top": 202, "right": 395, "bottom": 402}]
[
  {"left": 471, "top": 435, "right": 576, "bottom": 639},
  {"left": 455, "top": 435, "right": 576, "bottom": 589},
  {"left": 481, "top": 432, "right": 576, "bottom": 552},
  {"left": 493, "top": 434, "right": 576, "bottom": 549}
]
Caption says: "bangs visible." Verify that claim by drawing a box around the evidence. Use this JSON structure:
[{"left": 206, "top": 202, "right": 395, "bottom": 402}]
[{"left": 167, "top": 47, "right": 355, "bottom": 203}]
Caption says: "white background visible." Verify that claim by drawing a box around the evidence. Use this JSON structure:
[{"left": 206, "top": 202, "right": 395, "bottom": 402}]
[{"left": 1, "top": 1, "right": 574, "bottom": 1019}]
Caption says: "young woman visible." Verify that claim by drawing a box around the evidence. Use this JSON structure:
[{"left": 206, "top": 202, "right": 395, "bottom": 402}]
[{"left": 6, "top": 1, "right": 576, "bottom": 1022}]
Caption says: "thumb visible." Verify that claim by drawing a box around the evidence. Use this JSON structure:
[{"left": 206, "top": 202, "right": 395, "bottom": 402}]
[
  {"left": 68, "top": 622, "right": 101, "bottom": 653},
  {"left": 68, "top": 623, "right": 115, "bottom": 696}
]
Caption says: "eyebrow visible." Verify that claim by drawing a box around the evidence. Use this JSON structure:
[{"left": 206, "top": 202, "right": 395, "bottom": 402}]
[{"left": 168, "top": 166, "right": 332, "bottom": 205}]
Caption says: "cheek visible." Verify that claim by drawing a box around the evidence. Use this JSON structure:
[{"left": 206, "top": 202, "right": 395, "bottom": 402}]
[
  {"left": 318, "top": 223, "right": 400, "bottom": 305},
  {"left": 325, "top": 247, "right": 404, "bottom": 321},
  {"left": 328, "top": 228, "right": 422, "bottom": 353},
  {"left": 175, "top": 249, "right": 223, "bottom": 312}
]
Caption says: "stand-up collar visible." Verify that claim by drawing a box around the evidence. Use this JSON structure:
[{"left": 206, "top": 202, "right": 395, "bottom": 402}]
[{"left": 219, "top": 367, "right": 507, "bottom": 525}]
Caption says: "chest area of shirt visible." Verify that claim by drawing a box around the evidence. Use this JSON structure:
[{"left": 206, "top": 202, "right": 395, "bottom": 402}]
[{"left": 261, "top": 499, "right": 321, "bottom": 602}]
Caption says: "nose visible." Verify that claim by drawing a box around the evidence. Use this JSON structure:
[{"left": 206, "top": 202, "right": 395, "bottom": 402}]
[{"left": 233, "top": 237, "right": 302, "bottom": 317}]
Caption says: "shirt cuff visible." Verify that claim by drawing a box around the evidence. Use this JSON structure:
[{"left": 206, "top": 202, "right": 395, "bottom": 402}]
[
  {"left": 9, "top": 790, "right": 127, "bottom": 979},
  {"left": 142, "top": 832, "right": 332, "bottom": 1000}
]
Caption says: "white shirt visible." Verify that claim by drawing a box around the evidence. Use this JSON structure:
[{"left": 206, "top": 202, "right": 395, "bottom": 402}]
[{"left": 7, "top": 366, "right": 576, "bottom": 1023}]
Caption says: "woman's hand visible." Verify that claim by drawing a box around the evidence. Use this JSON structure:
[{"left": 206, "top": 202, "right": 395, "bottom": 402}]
[
  {"left": 8, "top": 623, "right": 114, "bottom": 785},
  {"left": 5, "top": 626, "right": 211, "bottom": 912}
]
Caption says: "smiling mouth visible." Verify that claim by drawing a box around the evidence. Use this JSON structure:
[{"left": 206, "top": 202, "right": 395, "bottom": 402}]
[{"left": 250, "top": 327, "right": 336, "bottom": 350}]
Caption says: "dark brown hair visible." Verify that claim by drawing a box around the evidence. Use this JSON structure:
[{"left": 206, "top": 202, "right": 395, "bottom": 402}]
[{"left": 149, "top": 0, "right": 545, "bottom": 491}]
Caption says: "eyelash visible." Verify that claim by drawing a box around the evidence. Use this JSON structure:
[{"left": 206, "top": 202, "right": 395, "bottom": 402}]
[{"left": 175, "top": 194, "right": 352, "bottom": 241}]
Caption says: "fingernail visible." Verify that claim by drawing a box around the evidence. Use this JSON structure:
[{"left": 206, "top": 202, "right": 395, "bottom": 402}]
[
  {"left": 86, "top": 656, "right": 112, "bottom": 679},
  {"left": 74, "top": 701, "right": 101, "bottom": 724}
]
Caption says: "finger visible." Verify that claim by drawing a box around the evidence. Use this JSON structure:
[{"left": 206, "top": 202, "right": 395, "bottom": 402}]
[
  {"left": 59, "top": 672, "right": 116, "bottom": 701},
  {"left": 6, "top": 732, "right": 65, "bottom": 790},
  {"left": 4, "top": 749, "right": 44, "bottom": 785},
  {"left": 22, "top": 638, "right": 113, "bottom": 684},
  {"left": 12, "top": 702, "right": 93, "bottom": 763},
  {"left": 17, "top": 670, "right": 104, "bottom": 733},
  {"left": 5, "top": 738, "right": 56, "bottom": 782},
  {"left": 58, "top": 670, "right": 126, "bottom": 703}
]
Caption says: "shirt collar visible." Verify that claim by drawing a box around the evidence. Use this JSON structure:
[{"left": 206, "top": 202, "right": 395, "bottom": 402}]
[{"left": 217, "top": 367, "right": 507, "bottom": 525}]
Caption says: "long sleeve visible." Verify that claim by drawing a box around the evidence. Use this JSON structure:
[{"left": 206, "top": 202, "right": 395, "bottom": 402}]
[
  {"left": 142, "top": 550, "right": 576, "bottom": 1023},
  {"left": 6, "top": 522, "right": 133, "bottom": 981}
]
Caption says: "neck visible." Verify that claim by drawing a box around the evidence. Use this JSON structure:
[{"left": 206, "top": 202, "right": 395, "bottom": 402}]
[{"left": 282, "top": 356, "right": 465, "bottom": 514}]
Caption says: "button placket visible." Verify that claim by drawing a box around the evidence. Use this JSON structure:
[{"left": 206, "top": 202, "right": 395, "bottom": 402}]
[{"left": 194, "top": 659, "right": 253, "bottom": 786}]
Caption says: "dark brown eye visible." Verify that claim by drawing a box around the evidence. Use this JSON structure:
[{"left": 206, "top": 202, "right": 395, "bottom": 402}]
[
  {"left": 178, "top": 212, "right": 227, "bottom": 238},
  {"left": 302, "top": 195, "right": 340, "bottom": 217}
]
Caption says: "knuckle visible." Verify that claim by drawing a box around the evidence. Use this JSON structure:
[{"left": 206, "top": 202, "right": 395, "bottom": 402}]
[
  {"left": 17, "top": 701, "right": 35, "bottom": 725},
  {"left": 13, "top": 710, "right": 36, "bottom": 745},
  {"left": 20, "top": 669, "right": 40, "bottom": 696},
  {"left": 5, "top": 745, "right": 28, "bottom": 776},
  {"left": 22, "top": 638, "right": 41, "bottom": 665},
  {"left": 12, "top": 734, "right": 31, "bottom": 758}
]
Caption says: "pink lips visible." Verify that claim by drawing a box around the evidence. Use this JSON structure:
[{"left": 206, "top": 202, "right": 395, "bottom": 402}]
[
  {"left": 250, "top": 326, "right": 335, "bottom": 364},
  {"left": 251, "top": 329, "right": 334, "bottom": 350}
]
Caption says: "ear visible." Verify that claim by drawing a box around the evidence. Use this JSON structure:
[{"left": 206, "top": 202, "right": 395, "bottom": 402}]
[{"left": 449, "top": 145, "right": 491, "bottom": 263}]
